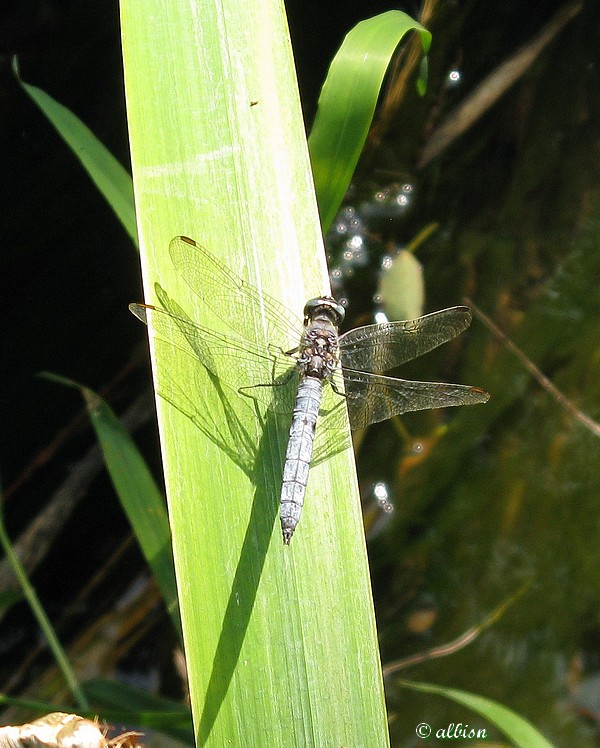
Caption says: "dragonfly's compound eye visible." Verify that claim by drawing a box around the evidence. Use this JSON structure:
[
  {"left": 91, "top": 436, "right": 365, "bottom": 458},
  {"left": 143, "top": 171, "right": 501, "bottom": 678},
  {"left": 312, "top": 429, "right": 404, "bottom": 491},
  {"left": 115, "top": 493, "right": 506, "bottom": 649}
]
[{"left": 303, "top": 296, "right": 346, "bottom": 326}]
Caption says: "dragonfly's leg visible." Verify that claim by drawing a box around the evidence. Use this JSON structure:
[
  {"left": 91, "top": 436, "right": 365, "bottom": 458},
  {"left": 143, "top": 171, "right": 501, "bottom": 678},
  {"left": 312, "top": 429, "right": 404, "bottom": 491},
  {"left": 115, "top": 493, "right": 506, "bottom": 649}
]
[
  {"left": 239, "top": 368, "right": 296, "bottom": 397},
  {"left": 238, "top": 344, "right": 297, "bottom": 399},
  {"left": 266, "top": 343, "right": 298, "bottom": 367},
  {"left": 251, "top": 398, "right": 266, "bottom": 429},
  {"left": 330, "top": 380, "right": 348, "bottom": 400}
]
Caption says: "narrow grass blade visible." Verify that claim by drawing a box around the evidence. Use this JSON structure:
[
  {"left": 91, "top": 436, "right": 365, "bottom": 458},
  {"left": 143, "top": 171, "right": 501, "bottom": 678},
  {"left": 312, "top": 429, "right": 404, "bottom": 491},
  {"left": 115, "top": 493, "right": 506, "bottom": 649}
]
[
  {"left": 0, "top": 487, "right": 89, "bottom": 710},
  {"left": 400, "top": 680, "right": 555, "bottom": 748},
  {"left": 13, "top": 59, "right": 138, "bottom": 245},
  {"left": 308, "top": 11, "right": 431, "bottom": 231},
  {"left": 41, "top": 373, "right": 181, "bottom": 639}
]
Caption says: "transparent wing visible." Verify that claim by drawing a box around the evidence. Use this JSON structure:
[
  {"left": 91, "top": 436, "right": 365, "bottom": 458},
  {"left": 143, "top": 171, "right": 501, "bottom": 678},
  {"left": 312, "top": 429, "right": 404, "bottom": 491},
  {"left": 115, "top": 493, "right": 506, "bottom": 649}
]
[
  {"left": 149, "top": 336, "right": 351, "bottom": 473},
  {"left": 131, "top": 298, "right": 351, "bottom": 465},
  {"left": 149, "top": 339, "right": 261, "bottom": 478},
  {"left": 169, "top": 236, "right": 302, "bottom": 351},
  {"left": 342, "top": 369, "right": 490, "bottom": 430},
  {"left": 132, "top": 240, "right": 489, "bottom": 435},
  {"left": 338, "top": 306, "right": 473, "bottom": 372},
  {"left": 129, "top": 297, "right": 298, "bottom": 414}
]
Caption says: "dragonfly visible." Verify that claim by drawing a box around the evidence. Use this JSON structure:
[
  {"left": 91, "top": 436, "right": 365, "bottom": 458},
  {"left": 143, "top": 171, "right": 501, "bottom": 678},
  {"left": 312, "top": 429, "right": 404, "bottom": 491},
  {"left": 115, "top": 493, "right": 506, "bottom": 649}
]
[{"left": 130, "top": 236, "right": 490, "bottom": 544}]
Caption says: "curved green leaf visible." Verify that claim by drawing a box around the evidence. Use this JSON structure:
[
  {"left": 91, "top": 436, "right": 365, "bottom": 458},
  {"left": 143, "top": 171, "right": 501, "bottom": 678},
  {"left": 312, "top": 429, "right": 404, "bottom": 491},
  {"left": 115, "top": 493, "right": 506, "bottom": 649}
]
[
  {"left": 0, "top": 489, "right": 89, "bottom": 710},
  {"left": 400, "top": 680, "right": 555, "bottom": 748},
  {"left": 13, "top": 59, "right": 137, "bottom": 245},
  {"left": 308, "top": 10, "right": 431, "bottom": 231}
]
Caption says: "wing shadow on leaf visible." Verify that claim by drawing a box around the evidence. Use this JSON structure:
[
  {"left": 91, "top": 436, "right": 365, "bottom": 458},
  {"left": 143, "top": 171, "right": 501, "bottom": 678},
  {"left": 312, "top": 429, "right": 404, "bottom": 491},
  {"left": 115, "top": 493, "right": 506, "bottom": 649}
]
[{"left": 148, "top": 284, "right": 351, "bottom": 479}]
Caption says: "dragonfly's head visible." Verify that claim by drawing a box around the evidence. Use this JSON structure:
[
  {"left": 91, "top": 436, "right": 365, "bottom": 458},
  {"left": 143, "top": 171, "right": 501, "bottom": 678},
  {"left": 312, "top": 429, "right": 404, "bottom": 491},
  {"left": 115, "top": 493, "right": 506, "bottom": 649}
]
[{"left": 303, "top": 296, "right": 345, "bottom": 328}]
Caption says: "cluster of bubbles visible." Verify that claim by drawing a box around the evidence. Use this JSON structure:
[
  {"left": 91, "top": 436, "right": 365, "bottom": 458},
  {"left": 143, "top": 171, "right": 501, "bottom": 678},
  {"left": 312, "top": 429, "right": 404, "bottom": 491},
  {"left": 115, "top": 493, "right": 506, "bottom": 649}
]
[
  {"left": 325, "top": 181, "right": 415, "bottom": 309},
  {"left": 373, "top": 480, "right": 394, "bottom": 513},
  {"left": 363, "top": 480, "right": 395, "bottom": 540}
]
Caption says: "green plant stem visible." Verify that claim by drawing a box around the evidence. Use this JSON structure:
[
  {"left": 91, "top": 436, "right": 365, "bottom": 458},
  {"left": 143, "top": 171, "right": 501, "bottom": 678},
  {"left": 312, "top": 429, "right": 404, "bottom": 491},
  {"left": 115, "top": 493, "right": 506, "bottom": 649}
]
[{"left": 0, "top": 500, "right": 89, "bottom": 711}]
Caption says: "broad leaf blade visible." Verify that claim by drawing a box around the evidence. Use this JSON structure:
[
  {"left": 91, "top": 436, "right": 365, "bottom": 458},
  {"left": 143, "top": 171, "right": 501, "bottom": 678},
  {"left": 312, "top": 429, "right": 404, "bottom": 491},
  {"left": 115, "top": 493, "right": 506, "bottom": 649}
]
[{"left": 120, "top": 0, "right": 390, "bottom": 745}]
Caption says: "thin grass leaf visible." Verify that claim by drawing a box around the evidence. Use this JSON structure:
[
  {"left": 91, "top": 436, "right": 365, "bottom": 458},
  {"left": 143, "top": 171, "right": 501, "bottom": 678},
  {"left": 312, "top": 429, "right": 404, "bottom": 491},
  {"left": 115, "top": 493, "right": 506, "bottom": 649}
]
[
  {"left": 308, "top": 10, "right": 431, "bottom": 231},
  {"left": 0, "top": 489, "right": 89, "bottom": 711},
  {"left": 120, "top": 0, "right": 389, "bottom": 745},
  {"left": 13, "top": 59, "right": 138, "bottom": 245},
  {"left": 384, "top": 582, "right": 532, "bottom": 675},
  {"left": 40, "top": 373, "right": 181, "bottom": 640},
  {"left": 400, "top": 680, "right": 555, "bottom": 748}
]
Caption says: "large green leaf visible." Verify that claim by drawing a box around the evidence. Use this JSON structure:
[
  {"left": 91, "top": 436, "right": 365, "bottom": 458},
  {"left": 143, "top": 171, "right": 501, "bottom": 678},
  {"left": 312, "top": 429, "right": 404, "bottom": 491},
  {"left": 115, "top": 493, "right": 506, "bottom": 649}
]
[{"left": 120, "top": 0, "right": 389, "bottom": 746}]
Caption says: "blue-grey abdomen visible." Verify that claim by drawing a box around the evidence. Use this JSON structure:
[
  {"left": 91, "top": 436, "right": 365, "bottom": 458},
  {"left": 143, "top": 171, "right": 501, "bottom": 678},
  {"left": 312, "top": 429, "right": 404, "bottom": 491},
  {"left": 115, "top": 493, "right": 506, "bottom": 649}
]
[{"left": 280, "top": 377, "right": 323, "bottom": 544}]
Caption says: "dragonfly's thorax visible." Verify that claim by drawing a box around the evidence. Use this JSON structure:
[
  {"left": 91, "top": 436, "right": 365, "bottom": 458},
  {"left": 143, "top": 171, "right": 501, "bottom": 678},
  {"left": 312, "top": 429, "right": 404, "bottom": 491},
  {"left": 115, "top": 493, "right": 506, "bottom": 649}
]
[
  {"left": 297, "top": 297, "right": 344, "bottom": 381},
  {"left": 297, "top": 322, "right": 340, "bottom": 379}
]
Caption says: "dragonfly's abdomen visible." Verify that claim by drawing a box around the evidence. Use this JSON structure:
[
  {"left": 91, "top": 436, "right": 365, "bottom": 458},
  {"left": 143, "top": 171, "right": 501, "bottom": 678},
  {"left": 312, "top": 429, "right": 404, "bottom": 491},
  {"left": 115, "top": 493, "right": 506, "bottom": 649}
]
[{"left": 280, "top": 377, "right": 323, "bottom": 544}]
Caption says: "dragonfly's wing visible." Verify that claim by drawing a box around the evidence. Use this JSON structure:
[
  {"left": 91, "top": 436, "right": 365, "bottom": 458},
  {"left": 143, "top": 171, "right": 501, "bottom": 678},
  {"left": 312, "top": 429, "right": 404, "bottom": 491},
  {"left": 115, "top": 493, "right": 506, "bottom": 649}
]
[
  {"left": 169, "top": 236, "right": 302, "bottom": 350},
  {"left": 312, "top": 389, "right": 353, "bottom": 465},
  {"left": 150, "top": 339, "right": 261, "bottom": 478},
  {"left": 129, "top": 298, "right": 297, "bottom": 413},
  {"left": 133, "top": 298, "right": 351, "bottom": 463},
  {"left": 338, "top": 306, "right": 473, "bottom": 372},
  {"left": 342, "top": 369, "right": 490, "bottom": 430}
]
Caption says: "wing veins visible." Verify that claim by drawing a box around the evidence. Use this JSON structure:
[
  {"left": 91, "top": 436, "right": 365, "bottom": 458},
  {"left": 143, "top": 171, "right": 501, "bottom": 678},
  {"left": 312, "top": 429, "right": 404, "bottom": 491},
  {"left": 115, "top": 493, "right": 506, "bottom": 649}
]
[
  {"left": 341, "top": 369, "right": 489, "bottom": 429},
  {"left": 339, "top": 306, "right": 473, "bottom": 372}
]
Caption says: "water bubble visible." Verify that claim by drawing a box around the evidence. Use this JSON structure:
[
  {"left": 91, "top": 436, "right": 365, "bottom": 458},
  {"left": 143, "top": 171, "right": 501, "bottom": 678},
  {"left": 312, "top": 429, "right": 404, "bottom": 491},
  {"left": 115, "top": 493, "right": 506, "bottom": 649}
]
[
  {"left": 373, "top": 481, "right": 394, "bottom": 514},
  {"left": 446, "top": 69, "right": 462, "bottom": 88}
]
